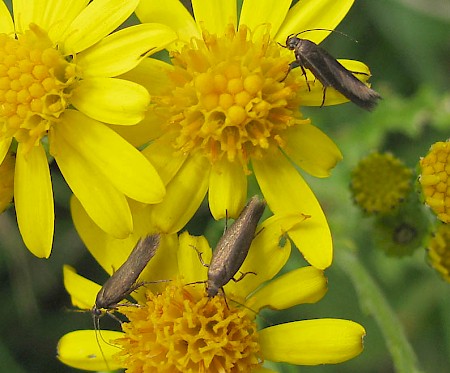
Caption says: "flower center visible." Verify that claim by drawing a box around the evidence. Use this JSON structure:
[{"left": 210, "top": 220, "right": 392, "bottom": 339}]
[
  {"left": 114, "top": 280, "right": 262, "bottom": 372},
  {"left": 420, "top": 141, "right": 450, "bottom": 223},
  {"left": 350, "top": 153, "right": 413, "bottom": 214},
  {"left": 0, "top": 24, "right": 78, "bottom": 152},
  {"left": 155, "top": 24, "right": 305, "bottom": 172}
]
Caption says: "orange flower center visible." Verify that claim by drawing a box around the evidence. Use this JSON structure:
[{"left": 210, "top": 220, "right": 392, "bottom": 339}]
[
  {"left": 0, "top": 24, "right": 78, "bottom": 152},
  {"left": 114, "top": 280, "right": 263, "bottom": 372},
  {"left": 154, "top": 24, "right": 308, "bottom": 173}
]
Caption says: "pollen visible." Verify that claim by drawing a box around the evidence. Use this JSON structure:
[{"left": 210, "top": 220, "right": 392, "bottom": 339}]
[
  {"left": 419, "top": 141, "right": 450, "bottom": 223},
  {"left": 350, "top": 152, "right": 413, "bottom": 214},
  {"left": 155, "top": 24, "right": 305, "bottom": 173},
  {"left": 114, "top": 280, "right": 262, "bottom": 372},
  {"left": 0, "top": 24, "right": 78, "bottom": 153}
]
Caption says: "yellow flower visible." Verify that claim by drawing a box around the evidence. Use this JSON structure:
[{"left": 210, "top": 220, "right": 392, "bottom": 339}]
[
  {"left": 427, "top": 223, "right": 450, "bottom": 282},
  {"left": 0, "top": 0, "right": 178, "bottom": 257},
  {"left": 57, "top": 205, "right": 365, "bottom": 371},
  {"left": 419, "top": 140, "right": 450, "bottom": 223},
  {"left": 116, "top": 0, "right": 373, "bottom": 269},
  {"left": 350, "top": 152, "right": 413, "bottom": 215}
]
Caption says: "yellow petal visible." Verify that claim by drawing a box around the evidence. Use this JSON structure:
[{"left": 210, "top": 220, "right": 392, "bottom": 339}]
[
  {"left": 57, "top": 330, "right": 123, "bottom": 371},
  {"left": 12, "top": 0, "right": 33, "bottom": 33},
  {"left": 71, "top": 78, "right": 150, "bottom": 125},
  {"left": 0, "top": 137, "right": 12, "bottom": 165},
  {"left": 148, "top": 153, "right": 210, "bottom": 233},
  {"left": 259, "top": 319, "right": 365, "bottom": 365},
  {"left": 240, "top": 0, "right": 291, "bottom": 38},
  {"left": 70, "top": 195, "right": 135, "bottom": 274},
  {"left": 63, "top": 265, "right": 100, "bottom": 310},
  {"left": 177, "top": 231, "right": 212, "bottom": 284},
  {"left": 19, "top": 0, "right": 86, "bottom": 41},
  {"left": 142, "top": 138, "right": 187, "bottom": 186},
  {"left": 209, "top": 159, "right": 247, "bottom": 220},
  {"left": 120, "top": 57, "right": 175, "bottom": 96},
  {"left": 192, "top": 0, "right": 237, "bottom": 35},
  {"left": 246, "top": 266, "right": 327, "bottom": 311},
  {"left": 252, "top": 148, "right": 332, "bottom": 269},
  {"left": 71, "top": 196, "right": 179, "bottom": 299},
  {"left": 0, "top": 1, "right": 13, "bottom": 34},
  {"left": 78, "top": 23, "right": 177, "bottom": 78},
  {"left": 15, "top": 144, "right": 54, "bottom": 258},
  {"left": 53, "top": 110, "right": 165, "bottom": 204},
  {"left": 283, "top": 123, "right": 343, "bottom": 178},
  {"left": 60, "top": 0, "right": 139, "bottom": 53},
  {"left": 136, "top": 0, "right": 200, "bottom": 45},
  {"left": 275, "top": 0, "right": 355, "bottom": 44},
  {"left": 50, "top": 116, "right": 133, "bottom": 238}
]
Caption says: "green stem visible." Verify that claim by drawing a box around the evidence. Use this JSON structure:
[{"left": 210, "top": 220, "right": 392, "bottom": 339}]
[{"left": 335, "top": 245, "right": 424, "bottom": 373}]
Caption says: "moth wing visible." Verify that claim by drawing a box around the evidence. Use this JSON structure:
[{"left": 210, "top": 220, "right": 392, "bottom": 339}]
[{"left": 303, "top": 46, "right": 381, "bottom": 110}]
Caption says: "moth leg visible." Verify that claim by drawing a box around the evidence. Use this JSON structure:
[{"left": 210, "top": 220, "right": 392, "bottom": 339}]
[
  {"left": 298, "top": 64, "right": 311, "bottom": 91},
  {"left": 320, "top": 87, "right": 327, "bottom": 108},
  {"left": 280, "top": 60, "right": 300, "bottom": 82},
  {"left": 232, "top": 270, "right": 257, "bottom": 283},
  {"left": 190, "top": 245, "right": 209, "bottom": 268},
  {"left": 349, "top": 70, "right": 370, "bottom": 77}
]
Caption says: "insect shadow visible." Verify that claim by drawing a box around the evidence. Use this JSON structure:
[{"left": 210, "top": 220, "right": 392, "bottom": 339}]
[{"left": 278, "top": 28, "right": 381, "bottom": 110}]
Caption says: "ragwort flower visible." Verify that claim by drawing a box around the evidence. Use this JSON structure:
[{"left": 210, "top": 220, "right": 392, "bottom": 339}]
[
  {"left": 0, "top": 0, "right": 178, "bottom": 257},
  {"left": 58, "top": 201, "right": 365, "bottom": 371},
  {"left": 419, "top": 140, "right": 450, "bottom": 223},
  {"left": 118, "top": 0, "right": 374, "bottom": 269}
]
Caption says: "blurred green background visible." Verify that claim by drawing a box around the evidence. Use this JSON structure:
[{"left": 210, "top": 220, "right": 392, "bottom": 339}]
[{"left": 1, "top": 0, "right": 449, "bottom": 372}]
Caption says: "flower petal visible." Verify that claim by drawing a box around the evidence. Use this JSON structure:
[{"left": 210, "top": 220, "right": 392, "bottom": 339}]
[
  {"left": 50, "top": 116, "right": 133, "bottom": 238},
  {"left": 0, "top": 137, "right": 12, "bottom": 165},
  {"left": 177, "top": 231, "right": 212, "bottom": 284},
  {"left": 275, "top": 0, "right": 355, "bottom": 44},
  {"left": 15, "top": 144, "right": 54, "bottom": 258},
  {"left": 71, "top": 196, "right": 179, "bottom": 300},
  {"left": 252, "top": 148, "right": 332, "bottom": 269},
  {"left": 283, "top": 123, "right": 342, "bottom": 178},
  {"left": 0, "top": 1, "right": 13, "bottom": 34},
  {"left": 77, "top": 24, "right": 177, "bottom": 78},
  {"left": 209, "top": 159, "right": 247, "bottom": 220},
  {"left": 60, "top": 0, "right": 139, "bottom": 53},
  {"left": 142, "top": 138, "right": 187, "bottom": 186},
  {"left": 71, "top": 78, "right": 150, "bottom": 125},
  {"left": 240, "top": 0, "right": 291, "bottom": 38},
  {"left": 63, "top": 264, "right": 100, "bottom": 310},
  {"left": 192, "top": 0, "right": 237, "bottom": 35},
  {"left": 147, "top": 153, "right": 210, "bottom": 233},
  {"left": 53, "top": 110, "right": 165, "bottom": 204},
  {"left": 246, "top": 267, "right": 327, "bottom": 311},
  {"left": 136, "top": 0, "right": 200, "bottom": 44},
  {"left": 13, "top": 0, "right": 89, "bottom": 40},
  {"left": 259, "top": 319, "right": 365, "bottom": 365},
  {"left": 120, "top": 57, "right": 175, "bottom": 96},
  {"left": 12, "top": 0, "right": 33, "bottom": 33},
  {"left": 57, "top": 330, "right": 123, "bottom": 371}
]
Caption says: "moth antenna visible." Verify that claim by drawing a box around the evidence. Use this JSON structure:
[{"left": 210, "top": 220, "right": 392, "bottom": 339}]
[
  {"left": 92, "top": 312, "right": 111, "bottom": 371},
  {"left": 297, "top": 28, "right": 359, "bottom": 43}
]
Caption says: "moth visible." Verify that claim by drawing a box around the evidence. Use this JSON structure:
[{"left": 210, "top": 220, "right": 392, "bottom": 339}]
[
  {"left": 280, "top": 32, "right": 381, "bottom": 110},
  {"left": 206, "top": 195, "right": 266, "bottom": 297},
  {"left": 92, "top": 234, "right": 161, "bottom": 318}
]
